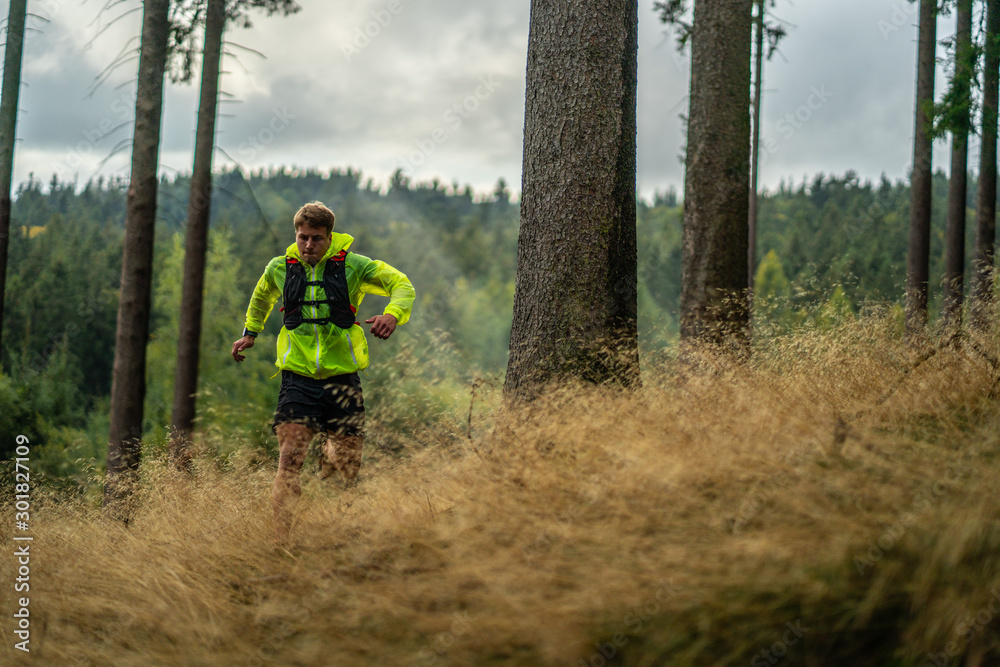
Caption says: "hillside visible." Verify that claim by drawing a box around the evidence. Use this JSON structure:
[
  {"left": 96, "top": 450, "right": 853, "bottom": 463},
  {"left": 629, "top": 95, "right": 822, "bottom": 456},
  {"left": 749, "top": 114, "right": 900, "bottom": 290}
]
[
  {"left": 0, "top": 167, "right": 985, "bottom": 484},
  {"left": 5, "top": 315, "right": 1000, "bottom": 666}
]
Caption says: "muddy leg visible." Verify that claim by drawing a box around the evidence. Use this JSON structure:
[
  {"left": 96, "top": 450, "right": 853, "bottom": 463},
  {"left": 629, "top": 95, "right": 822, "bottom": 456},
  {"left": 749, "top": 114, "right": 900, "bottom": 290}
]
[
  {"left": 273, "top": 423, "right": 314, "bottom": 543},
  {"left": 322, "top": 435, "right": 363, "bottom": 481}
]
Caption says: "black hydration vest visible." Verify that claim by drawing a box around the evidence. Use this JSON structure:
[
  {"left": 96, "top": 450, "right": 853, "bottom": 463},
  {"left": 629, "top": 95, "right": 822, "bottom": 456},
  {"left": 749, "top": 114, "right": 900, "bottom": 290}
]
[{"left": 281, "top": 250, "right": 355, "bottom": 330}]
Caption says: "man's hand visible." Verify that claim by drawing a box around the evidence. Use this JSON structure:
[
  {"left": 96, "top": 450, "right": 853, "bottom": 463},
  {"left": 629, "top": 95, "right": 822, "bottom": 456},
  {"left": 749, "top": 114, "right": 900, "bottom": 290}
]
[
  {"left": 366, "top": 313, "right": 397, "bottom": 340},
  {"left": 232, "top": 335, "right": 255, "bottom": 362}
]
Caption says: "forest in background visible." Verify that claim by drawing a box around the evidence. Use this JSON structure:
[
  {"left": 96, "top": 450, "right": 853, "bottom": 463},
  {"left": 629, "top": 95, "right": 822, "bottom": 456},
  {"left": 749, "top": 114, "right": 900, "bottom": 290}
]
[
  {"left": 5, "top": 0, "right": 1000, "bottom": 663},
  {"left": 0, "top": 165, "right": 983, "bottom": 489}
]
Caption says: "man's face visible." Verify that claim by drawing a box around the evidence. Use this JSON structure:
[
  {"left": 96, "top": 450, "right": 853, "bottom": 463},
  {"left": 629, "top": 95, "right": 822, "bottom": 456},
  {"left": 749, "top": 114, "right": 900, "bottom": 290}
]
[{"left": 296, "top": 223, "right": 332, "bottom": 266}]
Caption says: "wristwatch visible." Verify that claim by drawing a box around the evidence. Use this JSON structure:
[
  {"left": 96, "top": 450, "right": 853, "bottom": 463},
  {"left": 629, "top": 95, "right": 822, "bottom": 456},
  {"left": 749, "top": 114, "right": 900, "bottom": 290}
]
[{"left": 242, "top": 328, "right": 258, "bottom": 338}]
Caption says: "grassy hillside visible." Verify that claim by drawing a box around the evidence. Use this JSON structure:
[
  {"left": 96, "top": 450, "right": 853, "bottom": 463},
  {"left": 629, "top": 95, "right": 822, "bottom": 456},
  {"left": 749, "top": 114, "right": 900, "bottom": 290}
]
[{"left": 4, "top": 314, "right": 1000, "bottom": 666}]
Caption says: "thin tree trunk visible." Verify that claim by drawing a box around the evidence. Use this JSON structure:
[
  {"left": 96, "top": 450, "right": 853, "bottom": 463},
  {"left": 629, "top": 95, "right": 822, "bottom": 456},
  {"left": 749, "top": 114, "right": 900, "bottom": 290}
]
[
  {"left": 504, "top": 0, "right": 639, "bottom": 398},
  {"left": 972, "top": 0, "right": 1000, "bottom": 329},
  {"left": 748, "top": 0, "right": 764, "bottom": 330},
  {"left": 906, "top": 0, "right": 937, "bottom": 336},
  {"left": 943, "top": 0, "right": 973, "bottom": 327},
  {"left": 679, "top": 0, "right": 753, "bottom": 351},
  {"left": 171, "top": 0, "right": 226, "bottom": 468},
  {"left": 105, "top": 0, "right": 171, "bottom": 517},
  {"left": 0, "top": 0, "right": 27, "bottom": 365}
]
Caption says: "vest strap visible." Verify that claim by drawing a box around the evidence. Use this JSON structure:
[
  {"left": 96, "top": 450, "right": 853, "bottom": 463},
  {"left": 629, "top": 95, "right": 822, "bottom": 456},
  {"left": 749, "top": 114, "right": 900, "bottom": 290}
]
[{"left": 282, "top": 251, "right": 355, "bottom": 330}]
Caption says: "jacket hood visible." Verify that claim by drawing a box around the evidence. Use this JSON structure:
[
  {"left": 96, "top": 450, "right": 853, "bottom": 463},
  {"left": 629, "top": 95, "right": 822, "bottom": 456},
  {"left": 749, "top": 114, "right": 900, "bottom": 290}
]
[{"left": 285, "top": 232, "right": 355, "bottom": 262}]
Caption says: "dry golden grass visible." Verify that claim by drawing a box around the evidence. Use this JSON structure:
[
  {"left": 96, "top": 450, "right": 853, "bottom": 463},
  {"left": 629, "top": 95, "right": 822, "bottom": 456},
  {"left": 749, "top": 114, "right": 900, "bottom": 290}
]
[{"left": 5, "top": 314, "right": 1000, "bottom": 666}]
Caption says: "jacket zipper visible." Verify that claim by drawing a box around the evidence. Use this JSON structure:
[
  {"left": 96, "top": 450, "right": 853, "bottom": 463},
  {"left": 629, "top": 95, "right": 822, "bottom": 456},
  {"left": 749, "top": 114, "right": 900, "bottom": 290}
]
[
  {"left": 310, "top": 262, "right": 321, "bottom": 374},
  {"left": 346, "top": 328, "right": 359, "bottom": 369}
]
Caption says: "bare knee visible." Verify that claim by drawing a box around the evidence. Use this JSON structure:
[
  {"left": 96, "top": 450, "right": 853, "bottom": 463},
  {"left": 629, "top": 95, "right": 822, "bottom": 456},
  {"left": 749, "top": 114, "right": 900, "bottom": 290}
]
[
  {"left": 276, "top": 423, "right": 314, "bottom": 472},
  {"left": 326, "top": 434, "right": 363, "bottom": 480}
]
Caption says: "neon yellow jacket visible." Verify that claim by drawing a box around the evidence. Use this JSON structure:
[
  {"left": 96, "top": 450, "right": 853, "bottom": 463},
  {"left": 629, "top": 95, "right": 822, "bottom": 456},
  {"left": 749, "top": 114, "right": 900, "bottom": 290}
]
[{"left": 243, "top": 233, "right": 415, "bottom": 379}]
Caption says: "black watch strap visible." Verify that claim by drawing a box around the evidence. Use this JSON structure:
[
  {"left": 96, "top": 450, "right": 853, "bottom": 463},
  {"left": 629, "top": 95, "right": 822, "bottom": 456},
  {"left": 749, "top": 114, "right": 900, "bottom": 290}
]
[{"left": 242, "top": 328, "right": 258, "bottom": 338}]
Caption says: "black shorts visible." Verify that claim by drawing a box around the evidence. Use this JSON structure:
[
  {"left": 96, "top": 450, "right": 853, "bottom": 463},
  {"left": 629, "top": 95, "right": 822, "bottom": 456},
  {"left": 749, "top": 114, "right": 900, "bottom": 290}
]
[{"left": 272, "top": 371, "right": 365, "bottom": 436}]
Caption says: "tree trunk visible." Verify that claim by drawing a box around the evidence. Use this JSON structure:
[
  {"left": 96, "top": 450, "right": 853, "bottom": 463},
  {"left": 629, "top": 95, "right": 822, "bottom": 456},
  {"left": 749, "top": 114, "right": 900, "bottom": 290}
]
[
  {"left": 748, "top": 0, "right": 764, "bottom": 329},
  {"left": 679, "top": 0, "right": 752, "bottom": 350},
  {"left": 504, "top": 0, "right": 639, "bottom": 398},
  {"left": 105, "top": 0, "right": 171, "bottom": 517},
  {"left": 905, "top": 0, "right": 937, "bottom": 336},
  {"left": 0, "top": 0, "right": 27, "bottom": 366},
  {"left": 171, "top": 0, "right": 226, "bottom": 468},
  {"left": 972, "top": 0, "right": 1000, "bottom": 329},
  {"left": 943, "top": 0, "right": 973, "bottom": 327}
]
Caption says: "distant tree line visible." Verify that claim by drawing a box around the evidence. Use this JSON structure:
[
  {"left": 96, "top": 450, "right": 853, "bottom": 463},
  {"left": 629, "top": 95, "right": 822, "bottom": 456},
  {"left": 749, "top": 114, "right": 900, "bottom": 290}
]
[
  {"left": 4, "top": 0, "right": 998, "bottom": 503},
  {"left": 0, "top": 164, "right": 976, "bottom": 481}
]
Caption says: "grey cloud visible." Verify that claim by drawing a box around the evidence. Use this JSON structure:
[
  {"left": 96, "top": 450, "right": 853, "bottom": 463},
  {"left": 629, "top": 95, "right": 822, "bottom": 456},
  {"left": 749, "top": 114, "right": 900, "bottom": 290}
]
[{"left": 0, "top": 0, "right": 967, "bottom": 198}]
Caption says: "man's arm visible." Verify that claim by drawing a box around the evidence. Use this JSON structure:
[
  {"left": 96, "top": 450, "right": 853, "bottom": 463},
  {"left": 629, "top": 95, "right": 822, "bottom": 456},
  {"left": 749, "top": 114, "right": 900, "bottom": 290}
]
[
  {"left": 359, "top": 259, "right": 415, "bottom": 340},
  {"left": 360, "top": 259, "right": 415, "bottom": 321},
  {"left": 365, "top": 313, "right": 397, "bottom": 340},
  {"left": 232, "top": 261, "right": 281, "bottom": 362},
  {"left": 232, "top": 334, "right": 255, "bottom": 362}
]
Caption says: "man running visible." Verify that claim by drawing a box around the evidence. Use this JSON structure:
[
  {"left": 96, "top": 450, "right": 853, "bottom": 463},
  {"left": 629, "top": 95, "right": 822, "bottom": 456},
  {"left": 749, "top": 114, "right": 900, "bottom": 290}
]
[{"left": 231, "top": 201, "right": 414, "bottom": 543}]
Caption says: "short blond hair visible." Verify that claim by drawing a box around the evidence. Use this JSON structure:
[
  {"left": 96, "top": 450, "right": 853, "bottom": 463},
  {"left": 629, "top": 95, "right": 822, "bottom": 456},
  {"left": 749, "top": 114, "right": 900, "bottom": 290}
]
[{"left": 293, "top": 201, "right": 335, "bottom": 234}]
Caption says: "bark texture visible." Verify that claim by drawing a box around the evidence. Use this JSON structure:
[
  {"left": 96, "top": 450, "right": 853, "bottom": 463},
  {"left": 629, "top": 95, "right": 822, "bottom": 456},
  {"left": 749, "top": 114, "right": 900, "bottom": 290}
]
[
  {"left": 106, "top": 0, "right": 171, "bottom": 515},
  {"left": 0, "top": 0, "right": 27, "bottom": 363},
  {"left": 905, "top": 0, "right": 937, "bottom": 335},
  {"left": 943, "top": 0, "right": 973, "bottom": 326},
  {"left": 504, "top": 0, "right": 639, "bottom": 397},
  {"left": 679, "top": 0, "right": 752, "bottom": 348},
  {"left": 171, "top": 0, "right": 226, "bottom": 467},
  {"left": 748, "top": 0, "right": 764, "bottom": 319},
  {"left": 972, "top": 0, "right": 1000, "bottom": 329}
]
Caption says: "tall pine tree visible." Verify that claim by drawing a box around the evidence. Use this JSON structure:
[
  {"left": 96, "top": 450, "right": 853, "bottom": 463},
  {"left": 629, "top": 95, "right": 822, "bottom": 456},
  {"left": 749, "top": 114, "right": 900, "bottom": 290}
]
[
  {"left": 504, "top": 0, "right": 639, "bottom": 397},
  {"left": 943, "top": 0, "right": 973, "bottom": 326},
  {"left": 905, "top": 0, "right": 937, "bottom": 335},
  {"left": 679, "top": 0, "right": 752, "bottom": 350},
  {"left": 972, "top": 0, "right": 1000, "bottom": 329},
  {"left": 170, "top": 0, "right": 227, "bottom": 468},
  {"left": 0, "top": 0, "right": 27, "bottom": 366},
  {"left": 106, "top": 0, "right": 171, "bottom": 517},
  {"left": 170, "top": 0, "right": 300, "bottom": 467}
]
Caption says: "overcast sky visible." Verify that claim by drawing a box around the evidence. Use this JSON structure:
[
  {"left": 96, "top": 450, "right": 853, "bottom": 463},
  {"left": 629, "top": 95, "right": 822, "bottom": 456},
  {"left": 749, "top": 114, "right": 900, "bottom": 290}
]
[{"left": 2, "top": 0, "right": 968, "bottom": 200}]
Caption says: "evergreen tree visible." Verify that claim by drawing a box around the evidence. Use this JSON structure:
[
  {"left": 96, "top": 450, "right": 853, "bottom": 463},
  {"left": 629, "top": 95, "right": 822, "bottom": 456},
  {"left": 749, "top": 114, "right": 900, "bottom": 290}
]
[
  {"left": 170, "top": 0, "right": 227, "bottom": 467},
  {"left": 679, "top": 0, "right": 753, "bottom": 350},
  {"left": 504, "top": 0, "right": 639, "bottom": 396},
  {"left": 943, "top": 0, "right": 974, "bottom": 325},
  {"left": 106, "top": 0, "right": 172, "bottom": 518},
  {"left": 972, "top": 0, "right": 1000, "bottom": 328},
  {"left": 905, "top": 0, "right": 937, "bottom": 335},
  {"left": 170, "top": 0, "right": 299, "bottom": 467},
  {"left": 0, "top": 0, "right": 27, "bottom": 366},
  {"left": 748, "top": 0, "right": 786, "bottom": 325}
]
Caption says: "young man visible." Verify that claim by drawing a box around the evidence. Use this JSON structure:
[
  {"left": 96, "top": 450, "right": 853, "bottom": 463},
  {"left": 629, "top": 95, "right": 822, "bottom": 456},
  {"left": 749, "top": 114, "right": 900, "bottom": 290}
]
[{"left": 231, "top": 201, "right": 414, "bottom": 543}]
